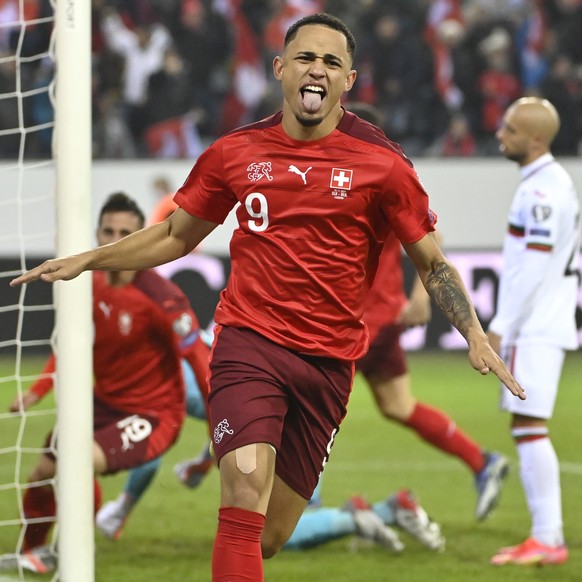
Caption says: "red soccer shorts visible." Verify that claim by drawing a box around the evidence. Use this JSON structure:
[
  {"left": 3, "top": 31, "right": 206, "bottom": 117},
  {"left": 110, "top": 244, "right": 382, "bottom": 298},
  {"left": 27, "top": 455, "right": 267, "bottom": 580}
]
[
  {"left": 93, "top": 398, "right": 179, "bottom": 474},
  {"left": 207, "top": 326, "right": 354, "bottom": 499},
  {"left": 357, "top": 323, "right": 407, "bottom": 380}
]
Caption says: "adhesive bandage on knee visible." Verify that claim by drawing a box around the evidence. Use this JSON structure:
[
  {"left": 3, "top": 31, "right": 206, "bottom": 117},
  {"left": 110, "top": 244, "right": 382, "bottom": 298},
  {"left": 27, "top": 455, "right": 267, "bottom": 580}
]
[
  {"left": 235, "top": 444, "right": 257, "bottom": 474},
  {"left": 234, "top": 443, "right": 276, "bottom": 474}
]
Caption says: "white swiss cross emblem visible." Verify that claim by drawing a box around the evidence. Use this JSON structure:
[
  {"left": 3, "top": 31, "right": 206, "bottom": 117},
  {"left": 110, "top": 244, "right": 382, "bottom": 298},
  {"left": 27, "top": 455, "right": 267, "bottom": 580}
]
[{"left": 330, "top": 168, "right": 353, "bottom": 190}]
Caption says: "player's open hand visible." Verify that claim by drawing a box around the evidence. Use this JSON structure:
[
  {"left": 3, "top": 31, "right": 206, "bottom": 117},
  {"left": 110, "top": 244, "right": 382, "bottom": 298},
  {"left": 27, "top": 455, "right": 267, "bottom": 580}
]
[
  {"left": 467, "top": 335, "right": 526, "bottom": 400},
  {"left": 9, "top": 391, "right": 40, "bottom": 413},
  {"left": 10, "top": 254, "right": 89, "bottom": 287}
]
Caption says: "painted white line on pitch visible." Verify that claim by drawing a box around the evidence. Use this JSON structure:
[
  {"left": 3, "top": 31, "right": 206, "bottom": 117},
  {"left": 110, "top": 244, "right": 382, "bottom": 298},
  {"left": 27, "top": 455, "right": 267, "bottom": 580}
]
[
  {"left": 330, "top": 460, "right": 464, "bottom": 473},
  {"left": 560, "top": 462, "right": 582, "bottom": 475},
  {"left": 0, "top": 575, "right": 20, "bottom": 582},
  {"left": 330, "top": 459, "right": 582, "bottom": 475}
]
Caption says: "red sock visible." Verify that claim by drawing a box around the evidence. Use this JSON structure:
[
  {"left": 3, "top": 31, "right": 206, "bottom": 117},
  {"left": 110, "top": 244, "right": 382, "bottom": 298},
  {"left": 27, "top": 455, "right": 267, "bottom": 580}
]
[
  {"left": 404, "top": 402, "right": 484, "bottom": 473},
  {"left": 212, "top": 506, "right": 266, "bottom": 582},
  {"left": 22, "top": 485, "right": 56, "bottom": 551}
]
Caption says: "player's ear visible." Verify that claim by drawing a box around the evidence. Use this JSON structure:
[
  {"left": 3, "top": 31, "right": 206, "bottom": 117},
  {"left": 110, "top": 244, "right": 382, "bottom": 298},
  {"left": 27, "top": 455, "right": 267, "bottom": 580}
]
[
  {"left": 273, "top": 56, "right": 283, "bottom": 80},
  {"left": 344, "top": 70, "right": 357, "bottom": 92}
]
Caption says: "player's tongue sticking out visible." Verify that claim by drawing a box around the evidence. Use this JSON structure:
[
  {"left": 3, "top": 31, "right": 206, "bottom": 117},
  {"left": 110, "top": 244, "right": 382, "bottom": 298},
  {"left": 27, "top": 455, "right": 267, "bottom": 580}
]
[{"left": 302, "top": 87, "right": 324, "bottom": 113}]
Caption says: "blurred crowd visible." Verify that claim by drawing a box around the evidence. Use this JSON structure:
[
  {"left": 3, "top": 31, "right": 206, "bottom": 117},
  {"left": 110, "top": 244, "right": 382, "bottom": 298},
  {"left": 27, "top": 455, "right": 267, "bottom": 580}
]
[{"left": 1, "top": 0, "right": 581, "bottom": 160}]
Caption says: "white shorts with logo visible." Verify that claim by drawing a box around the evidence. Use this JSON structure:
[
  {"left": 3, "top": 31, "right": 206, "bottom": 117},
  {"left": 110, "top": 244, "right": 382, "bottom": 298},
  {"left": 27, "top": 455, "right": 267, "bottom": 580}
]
[{"left": 500, "top": 343, "right": 565, "bottom": 419}]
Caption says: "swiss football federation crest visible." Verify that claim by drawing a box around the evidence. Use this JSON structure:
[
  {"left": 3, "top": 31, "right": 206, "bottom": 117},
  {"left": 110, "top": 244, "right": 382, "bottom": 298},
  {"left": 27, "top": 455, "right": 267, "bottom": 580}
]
[
  {"left": 330, "top": 168, "right": 353, "bottom": 190},
  {"left": 247, "top": 161, "right": 273, "bottom": 182},
  {"left": 213, "top": 419, "right": 234, "bottom": 444},
  {"left": 118, "top": 311, "right": 133, "bottom": 335}
]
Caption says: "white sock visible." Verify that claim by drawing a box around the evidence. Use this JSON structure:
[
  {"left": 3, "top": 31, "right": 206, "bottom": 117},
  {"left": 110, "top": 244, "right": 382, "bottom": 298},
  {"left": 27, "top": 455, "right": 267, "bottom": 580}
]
[{"left": 516, "top": 436, "right": 564, "bottom": 546}]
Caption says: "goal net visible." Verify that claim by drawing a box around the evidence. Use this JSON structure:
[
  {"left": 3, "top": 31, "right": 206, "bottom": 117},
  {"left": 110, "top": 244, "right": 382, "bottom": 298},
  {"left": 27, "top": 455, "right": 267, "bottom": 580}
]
[{"left": 0, "top": 1, "right": 93, "bottom": 580}]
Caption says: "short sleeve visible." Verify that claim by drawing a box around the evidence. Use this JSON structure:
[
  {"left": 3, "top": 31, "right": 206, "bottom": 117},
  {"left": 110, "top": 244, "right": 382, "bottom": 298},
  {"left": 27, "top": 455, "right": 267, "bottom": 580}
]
[
  {"left": 380, "top": 156, "right": 436, "bottom": 244},
  {"left": 174, "top": 142, "right": 238, "bottom": 224}
]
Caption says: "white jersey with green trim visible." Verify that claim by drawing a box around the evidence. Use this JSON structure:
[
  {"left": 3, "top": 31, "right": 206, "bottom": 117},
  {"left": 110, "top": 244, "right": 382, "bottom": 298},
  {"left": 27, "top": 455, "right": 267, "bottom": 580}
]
[{"left": 489, "top": 153, "right": 580, "bottom": 348}]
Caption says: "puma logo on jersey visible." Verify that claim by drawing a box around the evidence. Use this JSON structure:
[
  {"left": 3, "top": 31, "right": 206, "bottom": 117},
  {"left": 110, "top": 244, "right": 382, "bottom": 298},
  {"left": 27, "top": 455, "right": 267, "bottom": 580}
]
[
  {"left": 288, "top": 164, "right": 312, "bottom": 185},
  {"left": 98, "top": 301, "right": 113, "bottom": 319}
]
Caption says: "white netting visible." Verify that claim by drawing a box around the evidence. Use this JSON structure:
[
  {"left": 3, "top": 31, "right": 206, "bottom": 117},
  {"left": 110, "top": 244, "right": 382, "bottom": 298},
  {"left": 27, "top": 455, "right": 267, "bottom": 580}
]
[{"left": 0, "top": 1, "right": 57, "bottom": 579}]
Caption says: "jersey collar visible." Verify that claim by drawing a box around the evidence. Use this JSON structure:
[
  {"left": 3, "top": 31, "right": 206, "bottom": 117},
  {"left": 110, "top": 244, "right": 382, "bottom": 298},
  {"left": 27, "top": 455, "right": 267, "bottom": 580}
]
[{"left": 520, "top": 152, "right": 555, "bottom": 181}]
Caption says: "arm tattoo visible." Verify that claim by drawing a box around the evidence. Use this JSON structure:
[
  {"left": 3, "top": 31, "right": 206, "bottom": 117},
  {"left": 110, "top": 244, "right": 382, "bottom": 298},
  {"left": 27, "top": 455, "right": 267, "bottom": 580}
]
[{"left": 426, "top": 261, "right": 475, "bottom": 339}]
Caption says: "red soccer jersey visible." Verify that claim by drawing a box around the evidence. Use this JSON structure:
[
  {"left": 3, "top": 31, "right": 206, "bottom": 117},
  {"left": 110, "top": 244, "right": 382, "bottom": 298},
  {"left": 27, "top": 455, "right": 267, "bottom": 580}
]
[
  {"left": 29, "top": 271, "right": 211, "bottom": 426},
  {"left": 362, "top": 232, "right": 407, "bottom": 343},
  {"left": 175, "top": 111, "right": 435, "bottom": 360},
  {"left": 92, "top": 270, "right": 200, "bottom": 423}
]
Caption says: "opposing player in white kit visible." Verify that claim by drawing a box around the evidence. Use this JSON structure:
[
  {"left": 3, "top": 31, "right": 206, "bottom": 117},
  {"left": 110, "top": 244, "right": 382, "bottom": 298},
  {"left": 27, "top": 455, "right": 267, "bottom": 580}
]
[{"left": 488, "top": 97, "right": 580, "bottom": 566}]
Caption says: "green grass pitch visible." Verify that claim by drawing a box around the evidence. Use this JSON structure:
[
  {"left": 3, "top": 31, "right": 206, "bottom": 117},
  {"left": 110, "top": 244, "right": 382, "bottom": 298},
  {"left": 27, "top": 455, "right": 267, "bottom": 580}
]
[{"left": 0, "top": 350, "right": 580, "bottom": 581}]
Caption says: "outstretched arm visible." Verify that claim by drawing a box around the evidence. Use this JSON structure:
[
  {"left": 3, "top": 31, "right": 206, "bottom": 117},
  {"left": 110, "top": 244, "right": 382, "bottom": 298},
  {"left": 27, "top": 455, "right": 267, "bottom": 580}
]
[
  {"left": 403, "top": 234, "right": 525, "bottom": 400},
  {"left": 10, "top": 209, "right": 218, "bottom": 286}
]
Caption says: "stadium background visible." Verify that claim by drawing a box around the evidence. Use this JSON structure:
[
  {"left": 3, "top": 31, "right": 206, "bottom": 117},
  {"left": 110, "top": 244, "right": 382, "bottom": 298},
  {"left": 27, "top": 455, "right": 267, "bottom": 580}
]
[{"left": 1, "top": 3, "right": 582, "bottom": 580}]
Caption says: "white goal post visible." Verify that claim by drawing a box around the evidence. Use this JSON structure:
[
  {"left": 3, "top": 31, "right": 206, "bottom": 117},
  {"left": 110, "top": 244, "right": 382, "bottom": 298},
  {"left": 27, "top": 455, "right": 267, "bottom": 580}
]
[
  {"left": 0, "top": 1, "right": 93, "bottom": 580},
  {"left": 54, "top": 1, "right": 93, "bottom": 581}
]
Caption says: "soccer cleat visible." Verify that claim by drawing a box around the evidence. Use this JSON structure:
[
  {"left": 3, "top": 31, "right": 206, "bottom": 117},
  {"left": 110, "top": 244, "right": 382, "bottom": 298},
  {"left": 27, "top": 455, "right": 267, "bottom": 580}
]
[
  {"left": 0, "top": 545, "right": 56, "bottom": 573},
  {"left": 174, "top": 443, "right": 214, "bottom": 489},
  {"left": 387, "top": 489, "right": 446, "bottom": 552},
  {"left": 344, "top": 496, "right": 404, "bottom": 552},
  {"left": 490, "top": 537, "right": 569, "bottom": 566},
  {"left": 96, "top": 498, "right": 129, "bottom": 540},
  {"left": 475, "top": 452, "right": 510, "bottom": 520}
]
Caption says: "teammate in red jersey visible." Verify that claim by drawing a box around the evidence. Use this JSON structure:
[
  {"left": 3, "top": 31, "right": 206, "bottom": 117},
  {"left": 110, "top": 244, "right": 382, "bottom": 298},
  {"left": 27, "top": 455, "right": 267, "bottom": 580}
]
[
  {"left": 359, "top": 231, "right": 510, "bottom": 521},
  {"left": 11, "top": 14, "right": 524, "bottom": 581},
  {"left": 3, "top": 192, "right": 209, "bottom": 573}
]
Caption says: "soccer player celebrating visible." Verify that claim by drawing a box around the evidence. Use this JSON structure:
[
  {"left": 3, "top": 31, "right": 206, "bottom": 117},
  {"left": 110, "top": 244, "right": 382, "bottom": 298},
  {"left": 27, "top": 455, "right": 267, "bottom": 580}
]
[
  {"left": 2, "top": 192, "right": 210, "bottom": 573},
  {"left": 11, "top": 14, "right": 524, "bottom": 581},
  {"left": 488, "top": 97, "right": 579, "bottom": 566}
]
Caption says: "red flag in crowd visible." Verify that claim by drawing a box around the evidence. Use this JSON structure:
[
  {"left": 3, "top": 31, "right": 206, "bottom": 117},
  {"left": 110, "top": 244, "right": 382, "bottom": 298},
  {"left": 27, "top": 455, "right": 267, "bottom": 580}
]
[{"left": 217, "top": 0, "right": 267, "bottom": 134}]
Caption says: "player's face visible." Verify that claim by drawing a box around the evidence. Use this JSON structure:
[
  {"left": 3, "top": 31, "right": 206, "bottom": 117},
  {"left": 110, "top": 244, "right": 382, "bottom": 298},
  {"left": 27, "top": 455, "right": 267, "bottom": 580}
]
[
  {"left": 97, "top": 211, "right": 141, "bottom": 246},
  {"left": 496, "top": 106, "right": 530, "bottom": 165},
  {"left": 273, "top": 24, "right": 356, "bottom": 137}
]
